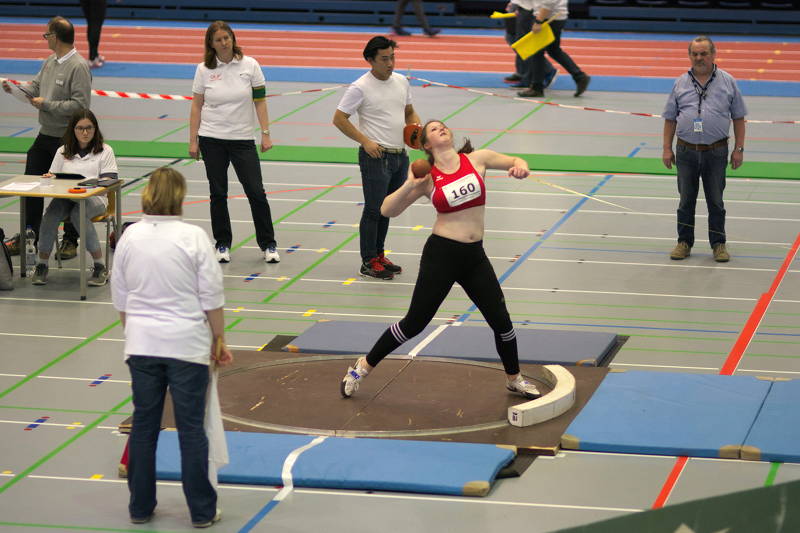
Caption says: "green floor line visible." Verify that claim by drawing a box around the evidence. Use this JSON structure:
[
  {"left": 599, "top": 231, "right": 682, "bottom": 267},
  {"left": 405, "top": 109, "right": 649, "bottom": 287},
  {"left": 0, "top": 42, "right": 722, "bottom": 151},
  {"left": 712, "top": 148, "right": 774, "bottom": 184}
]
[
  {"left": 442, "top": 95, "right": 485, "bottom": 122},
  {"left": 764, "top": 462, "right": 781, "bottom": 487},
  {"left": 150, "top": 122, "right": 188, "bottom": 143},
  {"left": 752, "top": 338, "right": 800, "bottom": 346},
  {"left": 619, "top": 348, "right": 726, "bottom": 356},
  {"left": 227, "top": 300, "right": 459, "bottom": 313},
  {"left": 0, "top": 523, "right": 161, "bottom": 533},
  {"left": 1, "top": 198, "right": 19, "bottom": 210},
  {"left": 745, "top": 352, "right": 800, "bottom": 360},
  {"left": 225, "top": 317, "right": 243, "bottom": 331},
  {"left": 261, "top": 232, "right": 358, "bottom": 304},
  {"left": 0, "top": 404, "right": 131, "bottom": 416},
  {"left": 0, "top": 321, "right": 120, "bottom": 401},
  {"left": 230, "top": 176, "right": 351, "bottom": 252},
  {"left": 480, "top": 100, "right": 549, "bottom": 149},
  {"left": 271, "top": 89, "right": 337, "bottom": 122},
  {"left": 2, "top": 138, "right": 797, "bottom": 179},
  {"left": 0, "top": 394, "right": 131, "bottom": 495},
  {"left": 221, "top": 314, "right": 312, "bottom": 323},
  {"left": 628, "top": 333, "right": 734, "bottom": 342},
  {"left": 516, "top": 311, "right": 746, "bottom": 328}
]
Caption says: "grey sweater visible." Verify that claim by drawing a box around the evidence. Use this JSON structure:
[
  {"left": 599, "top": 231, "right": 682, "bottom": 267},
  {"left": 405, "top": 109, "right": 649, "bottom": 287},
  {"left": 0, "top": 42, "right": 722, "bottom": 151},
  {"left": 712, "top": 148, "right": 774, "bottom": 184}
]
[{"left": 28, "top": 50, "right": 92, "bottom": 137}]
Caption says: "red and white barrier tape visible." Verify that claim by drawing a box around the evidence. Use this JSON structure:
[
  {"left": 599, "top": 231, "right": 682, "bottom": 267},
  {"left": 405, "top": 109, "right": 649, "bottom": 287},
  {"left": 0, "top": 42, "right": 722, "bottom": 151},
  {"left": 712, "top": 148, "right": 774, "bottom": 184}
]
[
  {"left": 2, "top": 78, "right": 346, "bottom": 101},
  {"left": 407, "top": 75, "right": 800, "bottom": 125},
  {"left": 3, "top": 76, "right": 797, "bottom": 125}
]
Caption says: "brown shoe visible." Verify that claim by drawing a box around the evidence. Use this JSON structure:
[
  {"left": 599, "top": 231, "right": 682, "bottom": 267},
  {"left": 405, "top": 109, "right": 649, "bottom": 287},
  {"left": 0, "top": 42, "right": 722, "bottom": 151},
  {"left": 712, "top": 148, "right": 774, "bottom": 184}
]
[
  {"left": 670, "top": 241, "right": 691, "bottom": 260},
  {"left": 56, "top": 239, "right": 77, "bottom": 260},
  {"left": 713, "top": 243, "right": 730, "bottom": 262}
]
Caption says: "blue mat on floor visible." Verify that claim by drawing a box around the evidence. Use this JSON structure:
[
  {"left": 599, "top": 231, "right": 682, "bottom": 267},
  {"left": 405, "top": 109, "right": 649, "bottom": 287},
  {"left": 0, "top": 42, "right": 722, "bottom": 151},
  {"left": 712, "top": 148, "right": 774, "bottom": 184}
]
[
  {"left": 742, "top": 380, "right": 800, "bottom": 463},
  {"left": 284, "top": 320, "right": 618, "bottom": 366},
  {"left": 156, "top": 431, "right": 514, "bottom": 497},
  {"left": 561, "top": 371, "right": 772, "bottom": 458}
]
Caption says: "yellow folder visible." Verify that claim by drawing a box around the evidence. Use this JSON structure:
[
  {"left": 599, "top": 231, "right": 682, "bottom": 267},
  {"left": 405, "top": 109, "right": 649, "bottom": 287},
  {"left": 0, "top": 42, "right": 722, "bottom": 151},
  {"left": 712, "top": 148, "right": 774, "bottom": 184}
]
[
  {"left": 511, "top": 23, "right": 555, "bottom": 60},
  {"left": 490, "top": 11, "right": 517, "bottom": 19}
]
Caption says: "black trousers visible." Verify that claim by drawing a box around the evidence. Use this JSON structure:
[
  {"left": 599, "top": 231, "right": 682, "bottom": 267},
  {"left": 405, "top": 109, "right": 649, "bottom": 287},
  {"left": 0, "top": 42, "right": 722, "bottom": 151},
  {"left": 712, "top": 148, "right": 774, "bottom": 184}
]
[
  {"left": 366, "top": 234, "right": 520, "bottom": 375},
  {"left": 24, "top": 133, "right": 79, "bottom": 243},
  {"left": 531, "top": 19, "right": 586, "bottom": 91},
  {"left": 80, "top": 0, "right": 107, "bottom": 60},
  {"left": 198, "top": 136, "right": 276, "bottom": 251}
]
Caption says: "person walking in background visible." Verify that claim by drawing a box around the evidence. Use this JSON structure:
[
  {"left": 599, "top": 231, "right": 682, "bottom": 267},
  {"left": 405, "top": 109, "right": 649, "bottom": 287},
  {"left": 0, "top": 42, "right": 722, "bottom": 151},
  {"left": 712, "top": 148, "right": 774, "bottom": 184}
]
[
  {"left": 392, "top": 0, "right": 440, "bottom": 37},
  {"left": 517, "top": 0, "right": 590, "bottom": 98},
  {"left": 111, "top": 167, "right": 233, "bottom": 528},
  {"left": 80, "top": 0, "right": 107, "bottom": 68},
  {"left": 1, "top": 16, "right": 90, "bottom": 259},
  {"left": 333, "top": 36, "right": 421, "bottom": 280},
  {"left": 32, "top": 109, "right": 116, "bottom": 287},
  {"left": 189, "top": 20, "right": 280, "bottom": 264},
  {"left": 663, "top": 36, "right": 746, "bottom": 263},
  {"left": 504, "top": 0, "right": 558, "bottom": 91}
]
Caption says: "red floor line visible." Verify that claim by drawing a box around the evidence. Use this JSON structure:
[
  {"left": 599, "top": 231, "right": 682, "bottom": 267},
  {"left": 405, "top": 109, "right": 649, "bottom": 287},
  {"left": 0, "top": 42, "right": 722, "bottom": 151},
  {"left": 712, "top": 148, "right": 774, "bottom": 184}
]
[
  {"left": 653, "top": 231, "right": 800, "bottom": 509},
  {"left": 651, "top": 456, "right": 689, "bottom": 509},
  {"left": 720, "top": 231, "right": 800, "bottom": 376}
]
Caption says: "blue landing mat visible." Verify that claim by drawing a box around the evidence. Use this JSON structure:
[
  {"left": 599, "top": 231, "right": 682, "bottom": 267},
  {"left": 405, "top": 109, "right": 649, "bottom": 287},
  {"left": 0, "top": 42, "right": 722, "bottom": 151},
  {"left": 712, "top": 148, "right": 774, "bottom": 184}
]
[
  {"left": 742, "top": 380, "right": 800, "bottom": 463},
  {"left": 156, "top": 431, "right": 514, "bottom": 497},
  {"left": 561, "top": 371, "right": 772, "bottom": 458},
  {"left": 284, "top": 320, "right": 618, "bottom": 366}
]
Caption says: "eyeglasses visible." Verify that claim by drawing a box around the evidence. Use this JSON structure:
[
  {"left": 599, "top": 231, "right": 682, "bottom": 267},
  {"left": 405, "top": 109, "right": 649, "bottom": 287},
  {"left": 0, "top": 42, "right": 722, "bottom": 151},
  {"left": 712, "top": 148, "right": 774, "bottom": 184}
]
[
  {"left": 75, "top": 125, "right": 95, "bottom": 132},
  {"left": 42, "top": 32, "right": 54, "bottom": 38}
]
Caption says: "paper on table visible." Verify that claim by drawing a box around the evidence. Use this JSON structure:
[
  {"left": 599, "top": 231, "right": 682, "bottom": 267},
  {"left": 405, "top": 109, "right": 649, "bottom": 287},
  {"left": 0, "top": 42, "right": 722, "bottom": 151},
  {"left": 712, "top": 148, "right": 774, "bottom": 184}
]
[{"left": 1, "top": 182, "right": 39, "bottom": 191}]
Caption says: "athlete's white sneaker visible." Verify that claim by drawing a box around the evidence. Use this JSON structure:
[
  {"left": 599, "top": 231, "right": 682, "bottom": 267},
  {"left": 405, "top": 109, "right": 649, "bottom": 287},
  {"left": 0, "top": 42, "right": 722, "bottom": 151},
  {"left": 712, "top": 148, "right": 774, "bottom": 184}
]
[
  {"left": 341, "top": 358, "right": 369, "bottom": 398},
  {"left": 264, "top": 246, "right": 280, "bottom": 263},
  {"left": 215, "top": 246, "right": 231, "bottom": 263},
  {"left": 506, "top": 375, "right": 541, "bottom": 399}
]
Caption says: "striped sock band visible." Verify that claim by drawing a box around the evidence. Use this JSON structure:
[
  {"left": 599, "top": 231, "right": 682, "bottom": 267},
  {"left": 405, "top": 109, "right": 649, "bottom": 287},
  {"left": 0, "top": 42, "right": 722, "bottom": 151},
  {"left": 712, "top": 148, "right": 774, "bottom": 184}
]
[
  {"left": 390, "top": 322, "right": 408, "bottom": 343},
  {"left": 499, "top": 328, "right": 516, "bottom": 342}
]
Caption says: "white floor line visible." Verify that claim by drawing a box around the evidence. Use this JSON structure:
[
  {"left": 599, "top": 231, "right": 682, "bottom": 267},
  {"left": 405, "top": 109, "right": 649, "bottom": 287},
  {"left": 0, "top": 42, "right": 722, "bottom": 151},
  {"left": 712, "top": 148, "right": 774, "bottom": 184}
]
[
  {"left": 0, "top": 372, "right": 130, "bottom": 384},
  {"left": 406, "top": 324, "right": 449, "bottom": 358},
  {"left": 0, "top": 472, "right": 643, "bottom": 513},
  {"left": 0, "top": 419, "right": 120, "bottom": 430}
]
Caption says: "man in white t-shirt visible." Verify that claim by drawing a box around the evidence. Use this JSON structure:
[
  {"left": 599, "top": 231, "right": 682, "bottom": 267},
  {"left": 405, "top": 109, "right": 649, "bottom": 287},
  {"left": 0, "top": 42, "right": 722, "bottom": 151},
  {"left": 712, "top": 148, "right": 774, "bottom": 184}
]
[{"left": 333, "top": 36, "right": 421, "bottom": 280}]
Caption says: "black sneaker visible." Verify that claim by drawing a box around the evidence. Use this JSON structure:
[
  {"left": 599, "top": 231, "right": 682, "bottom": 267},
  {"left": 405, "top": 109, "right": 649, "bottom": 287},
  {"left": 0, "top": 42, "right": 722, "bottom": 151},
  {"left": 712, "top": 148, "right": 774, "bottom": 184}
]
[
  {"left": 392, "top": 26, "right": 412, "bottom": 36},
  {"left": 574, "top": 75, "right": 591, "bottom": 97},
  {"left": 88, "top": 263, "right": 108, "bottom": 286},
  {"left": 378, "top": 252, "right": 401, "bottom": 274},
  {"left": 518, "top": 88, "right": 544, "bottom": 98},
  {"left": 360, "top": 257, "right": 393, "bottom": 280},
  {"left": 504, "top": 73, "right": 522, "bottom": 83},
  {"left": 424, "top": 28, "right": 441, "bottom": 37},
  {"left": 31, "top": 263, "right": 48, "bottom": 285},
  {"left": 56, "top": 239, "right": 78, "bottom": 260}
]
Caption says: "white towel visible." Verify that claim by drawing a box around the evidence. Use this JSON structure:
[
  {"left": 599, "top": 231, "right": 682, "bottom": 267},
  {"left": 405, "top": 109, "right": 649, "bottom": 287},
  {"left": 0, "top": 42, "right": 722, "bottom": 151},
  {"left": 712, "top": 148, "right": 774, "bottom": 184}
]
[{"left": 205, "top": 366, "right": 228, "bottom": 488}]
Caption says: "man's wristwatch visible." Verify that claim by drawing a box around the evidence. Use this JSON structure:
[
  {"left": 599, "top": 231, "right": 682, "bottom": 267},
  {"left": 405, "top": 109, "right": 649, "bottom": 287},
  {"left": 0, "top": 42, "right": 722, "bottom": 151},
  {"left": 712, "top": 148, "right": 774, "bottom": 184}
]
[
  {"left": 262, "top": 129, "right": 270, "bottom": 135},
  {"left": 734, "top": 146, "right": 744, "bottom": 152}
]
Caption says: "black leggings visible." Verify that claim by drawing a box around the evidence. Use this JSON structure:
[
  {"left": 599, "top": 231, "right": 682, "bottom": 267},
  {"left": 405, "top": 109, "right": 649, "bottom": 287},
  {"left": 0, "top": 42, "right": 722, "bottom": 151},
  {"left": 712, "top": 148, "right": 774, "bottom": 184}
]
[
  {"left": 80, "top": 0, "right": 107, "bottom": 60},
  {"left": 365, "top": 234, "right": 519, "bottom": 375}
]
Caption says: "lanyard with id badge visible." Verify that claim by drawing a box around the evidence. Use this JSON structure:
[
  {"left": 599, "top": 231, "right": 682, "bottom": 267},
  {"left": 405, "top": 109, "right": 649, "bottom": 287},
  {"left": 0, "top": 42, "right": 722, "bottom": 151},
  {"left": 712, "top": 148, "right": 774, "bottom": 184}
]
[{"left": 688, "top": 65, "right": 717, "bottom": 134}]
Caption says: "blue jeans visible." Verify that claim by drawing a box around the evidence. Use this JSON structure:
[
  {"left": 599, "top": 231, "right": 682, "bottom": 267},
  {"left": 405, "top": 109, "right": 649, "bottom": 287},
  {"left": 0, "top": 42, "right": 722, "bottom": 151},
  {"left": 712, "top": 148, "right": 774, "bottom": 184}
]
[
  {"left": 38, "top": 197, "right": 105, "bottom": 257},
  {"left": 675, "top": 143, "right": 728, "bottom": 247},
  {"left": 358, "top": 147, "right": 408, "bottom": 261},
  {"left": 126, "top": 356, "right": 216, "bottom": 523}
]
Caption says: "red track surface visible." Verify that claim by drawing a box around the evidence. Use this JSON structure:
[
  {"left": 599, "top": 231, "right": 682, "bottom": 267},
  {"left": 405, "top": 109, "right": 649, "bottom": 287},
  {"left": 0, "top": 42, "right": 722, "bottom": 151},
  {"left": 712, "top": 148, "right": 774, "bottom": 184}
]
[{"left": 2, "top": 24, "right": 800, "bottom": 81}]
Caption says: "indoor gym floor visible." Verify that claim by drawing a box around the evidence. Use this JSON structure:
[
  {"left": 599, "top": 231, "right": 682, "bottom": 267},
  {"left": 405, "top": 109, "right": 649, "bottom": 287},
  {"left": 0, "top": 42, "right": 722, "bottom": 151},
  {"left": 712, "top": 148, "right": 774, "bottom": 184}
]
[{"left": 0, "top": 19, "right": 799, "bottom": 533}]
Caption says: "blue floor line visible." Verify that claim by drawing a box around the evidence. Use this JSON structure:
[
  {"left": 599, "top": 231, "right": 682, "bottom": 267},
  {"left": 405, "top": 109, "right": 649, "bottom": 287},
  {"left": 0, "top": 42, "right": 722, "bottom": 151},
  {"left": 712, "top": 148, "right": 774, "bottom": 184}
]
[
  {"left": 538, "top": 246, "right": 790, "bottom": 261},
  {"left": 454, "top": 173, "right": 617, "bottom": 324},
  {"left": 8, "top": 127, "right": 32, "bottom": 138},
  {"left": 238, "top": 500, "right": 280, "bottom": 533},
  {"left": 461, "top": 318, "right": 800, "bottom": 337}
]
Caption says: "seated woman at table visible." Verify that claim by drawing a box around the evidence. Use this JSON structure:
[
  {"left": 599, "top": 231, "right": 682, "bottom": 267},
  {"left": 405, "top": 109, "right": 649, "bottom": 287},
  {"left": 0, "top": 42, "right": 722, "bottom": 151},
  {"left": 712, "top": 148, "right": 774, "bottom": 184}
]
[{"left": 32, "top": 109, "right": 117, "bottom": 286}]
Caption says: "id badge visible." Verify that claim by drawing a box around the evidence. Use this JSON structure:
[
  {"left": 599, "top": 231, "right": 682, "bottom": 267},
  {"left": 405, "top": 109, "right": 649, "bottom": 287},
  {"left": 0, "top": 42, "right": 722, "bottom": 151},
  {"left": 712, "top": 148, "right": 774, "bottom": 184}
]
[{"left": 693, "top": 117, "right": 703, "bottom": 133}]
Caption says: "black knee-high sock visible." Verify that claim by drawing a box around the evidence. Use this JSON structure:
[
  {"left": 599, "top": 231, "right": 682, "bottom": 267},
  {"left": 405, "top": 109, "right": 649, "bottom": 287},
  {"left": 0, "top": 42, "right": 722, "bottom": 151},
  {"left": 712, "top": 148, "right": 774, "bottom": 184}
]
[
  {"left": 365, "top": 323, "right": 407, "bottom": 367},
  {"left": 494, "top": 328, "right": 520, "bottom": 375}
]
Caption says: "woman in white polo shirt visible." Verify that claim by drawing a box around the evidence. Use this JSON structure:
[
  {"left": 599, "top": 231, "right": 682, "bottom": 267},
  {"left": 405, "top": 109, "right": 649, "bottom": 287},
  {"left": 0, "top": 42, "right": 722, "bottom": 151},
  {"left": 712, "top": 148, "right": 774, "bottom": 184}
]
[
  {"left": 189, "top": 20, "right": 279, "bottom": 264},
  {"left": 32, "top": 108, "right": 116, "bottom": 286},
  {"left": 111, "top": 167, "right": 233, "bottom": 528}
]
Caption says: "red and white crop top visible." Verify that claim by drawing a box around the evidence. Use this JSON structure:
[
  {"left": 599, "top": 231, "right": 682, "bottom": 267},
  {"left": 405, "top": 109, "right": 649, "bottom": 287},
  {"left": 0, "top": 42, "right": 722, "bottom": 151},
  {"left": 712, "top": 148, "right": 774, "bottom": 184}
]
[{"left": 430, "top": 153, "right": 487, "bottom": 214}]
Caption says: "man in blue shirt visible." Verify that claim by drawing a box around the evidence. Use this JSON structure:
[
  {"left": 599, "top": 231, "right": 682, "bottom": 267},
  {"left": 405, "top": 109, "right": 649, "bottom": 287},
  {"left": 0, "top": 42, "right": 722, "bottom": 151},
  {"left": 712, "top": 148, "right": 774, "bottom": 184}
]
[{"left": 662, "top": 36, "right": 746, "bottom": 262}]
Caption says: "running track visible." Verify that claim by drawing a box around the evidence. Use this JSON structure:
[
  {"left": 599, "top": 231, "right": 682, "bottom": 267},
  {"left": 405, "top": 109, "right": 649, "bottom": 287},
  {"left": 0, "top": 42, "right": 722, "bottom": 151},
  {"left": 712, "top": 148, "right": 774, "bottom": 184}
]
[{"left": 2, "top": 23, "right": 800, "bottom": 82}]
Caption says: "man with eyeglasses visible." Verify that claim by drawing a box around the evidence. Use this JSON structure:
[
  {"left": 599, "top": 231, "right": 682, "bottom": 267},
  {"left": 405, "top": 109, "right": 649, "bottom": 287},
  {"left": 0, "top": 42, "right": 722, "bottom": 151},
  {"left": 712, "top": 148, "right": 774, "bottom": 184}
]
[
  {"left": 662, "top": 35, "right": 746, "bottom": 263},
  {"left": 2, "top": 16, "right": 91, "bottom": 258}
]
